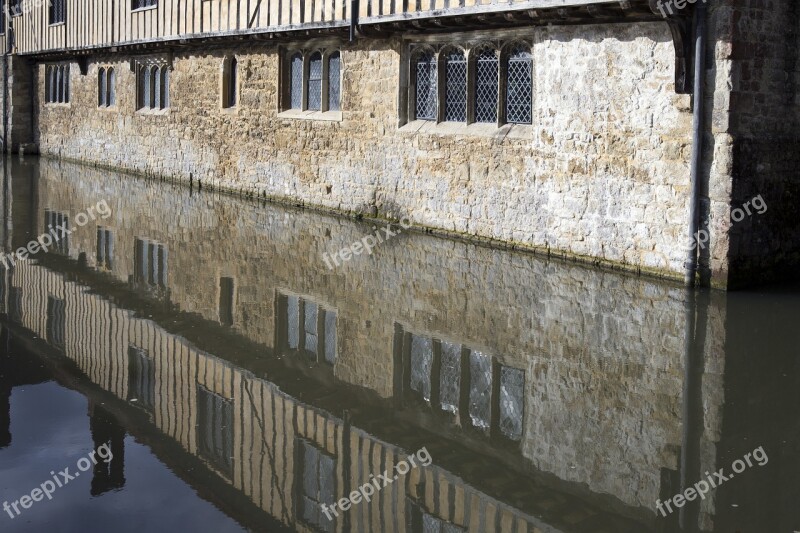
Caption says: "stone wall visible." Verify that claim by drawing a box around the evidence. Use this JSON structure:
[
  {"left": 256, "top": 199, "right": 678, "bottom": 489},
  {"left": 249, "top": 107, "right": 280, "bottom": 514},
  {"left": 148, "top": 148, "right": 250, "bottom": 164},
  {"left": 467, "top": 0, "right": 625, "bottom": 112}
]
[{"left": 33, "top": 23, "right": 704, "bottom": 284}]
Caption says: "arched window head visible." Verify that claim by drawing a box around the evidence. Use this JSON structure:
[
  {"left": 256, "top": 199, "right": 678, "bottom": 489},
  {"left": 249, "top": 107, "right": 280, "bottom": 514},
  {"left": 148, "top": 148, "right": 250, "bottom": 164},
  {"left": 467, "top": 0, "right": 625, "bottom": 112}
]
[
  {"left": 413, "top": 51, "right": 436, "bottom": 121},
  {"left": 505, "top": 44, "right": 532, "bottom": 125},
  {"left": 107, "top": 68, "right": 116, "bottom": 106},
  {"left": 307, "top": 52, "right": 323, "bottom": 111},
  {"left": 474, "top": 47, "right": 498, "bottom": 124},
  {"left": 151, "top": 66, "right": 160, "bottom": 110},
  {"left": 444, "top": 48, "right": 466, "bottom": 122},
  {"left": 223, "top": 57, "right": 237, "bottom": 108},
  {"left": 290, "top": 53, "right": 303, "bottom": 110},
  {"left": 160, "top": 67, "right": 169, "bottom": 109},
  {"left": 327, "top": 52, "right": 340, "bottom": 112}
]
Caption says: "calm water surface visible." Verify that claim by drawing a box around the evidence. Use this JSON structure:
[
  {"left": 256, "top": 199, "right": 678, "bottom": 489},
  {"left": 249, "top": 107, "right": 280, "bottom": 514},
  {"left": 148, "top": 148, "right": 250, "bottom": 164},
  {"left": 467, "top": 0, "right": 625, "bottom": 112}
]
[{"left": 0, "top": 157, "right": 798, "bottom": 533}]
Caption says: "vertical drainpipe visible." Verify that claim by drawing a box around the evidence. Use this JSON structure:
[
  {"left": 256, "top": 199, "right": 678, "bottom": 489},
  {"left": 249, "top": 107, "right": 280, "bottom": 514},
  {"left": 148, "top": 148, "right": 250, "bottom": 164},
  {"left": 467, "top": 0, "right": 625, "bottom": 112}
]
[{"left": 685, "top": 2, "right": 708, "bottom": 286}]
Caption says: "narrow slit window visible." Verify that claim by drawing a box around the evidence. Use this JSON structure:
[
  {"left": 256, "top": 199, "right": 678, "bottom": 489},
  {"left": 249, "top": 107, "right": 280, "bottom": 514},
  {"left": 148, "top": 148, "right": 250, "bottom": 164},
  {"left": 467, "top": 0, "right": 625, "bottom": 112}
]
[
  {"left": 98, "top": 67, "right": 107, "bottom": 107},
  {"left": 290, "top": 53, "right": 303, "bottom": 110},
  {"left": 327, "top": 52, "right": 340, "bottom": 112},
  {"left": 307, "top": 52, "right": 323, "bottom": 111}
]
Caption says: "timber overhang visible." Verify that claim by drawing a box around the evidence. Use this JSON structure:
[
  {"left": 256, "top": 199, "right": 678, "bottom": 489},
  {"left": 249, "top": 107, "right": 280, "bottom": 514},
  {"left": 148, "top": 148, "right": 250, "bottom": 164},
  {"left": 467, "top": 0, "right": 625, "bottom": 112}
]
[{"left": 16, "top": 0, "right": 695, "bottom": 93}]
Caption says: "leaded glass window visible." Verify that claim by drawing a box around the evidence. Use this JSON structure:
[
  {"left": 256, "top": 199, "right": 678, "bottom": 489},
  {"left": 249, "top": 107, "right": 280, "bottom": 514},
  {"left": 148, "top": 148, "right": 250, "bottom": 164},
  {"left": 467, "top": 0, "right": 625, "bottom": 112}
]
[
  {"left": 506, "top": 44, "right": 532, "bottom": 124},
  {"left": 414, "top": 51, "right": 436, "bottom": 120},
  {"left": 298, "top": 440, "right": 336, "bottom": 532},
  {"left": 307, "top": 52, "right": 323, "bottom": 111},
  {"left": 98, "top": 67, "right": 107, "bottom": 107},
  {"left": 159, "top": 67, "right": 169, "bottom": 109},
  {"left": 328, "top": 52, "right": 341, "bottom": 111},
  {"left": 475, "top": 47, "right": 498, "bottom": 124},
  {"left": 290, "top": 53, "right": 303, "bottom": 110},
  {"left": 49, "top": 0, "right": 65, "bottom": 24},
  {"left": 444, "top": 49, "right": 466, "bottom": 122},
  {"left": 108, "top": 68, "right": 116, "bottom": 106},
  {"left": 151, "top": 67, "right": 160, "bottom": 110}
]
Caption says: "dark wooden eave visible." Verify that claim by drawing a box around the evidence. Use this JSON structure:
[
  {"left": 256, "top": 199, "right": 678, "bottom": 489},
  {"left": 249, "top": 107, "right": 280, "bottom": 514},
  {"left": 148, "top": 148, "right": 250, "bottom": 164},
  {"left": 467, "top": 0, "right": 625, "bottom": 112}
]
[{"left": 20, "top": 0, "right": 696, "bottom": 93}]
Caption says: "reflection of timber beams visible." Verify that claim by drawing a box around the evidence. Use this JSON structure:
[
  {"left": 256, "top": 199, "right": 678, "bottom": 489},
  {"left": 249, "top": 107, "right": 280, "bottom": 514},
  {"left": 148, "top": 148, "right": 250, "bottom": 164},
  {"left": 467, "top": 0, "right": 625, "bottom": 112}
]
[{"left": 2, "top": 322, "right": 293, "bottom": 533}]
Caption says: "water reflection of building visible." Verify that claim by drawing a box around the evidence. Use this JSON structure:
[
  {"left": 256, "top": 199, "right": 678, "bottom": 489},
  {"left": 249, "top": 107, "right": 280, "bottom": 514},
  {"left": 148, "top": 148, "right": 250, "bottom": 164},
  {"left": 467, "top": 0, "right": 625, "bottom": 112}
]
[{"left": 0, "top": 157, "right": 745, "bottom": 531}]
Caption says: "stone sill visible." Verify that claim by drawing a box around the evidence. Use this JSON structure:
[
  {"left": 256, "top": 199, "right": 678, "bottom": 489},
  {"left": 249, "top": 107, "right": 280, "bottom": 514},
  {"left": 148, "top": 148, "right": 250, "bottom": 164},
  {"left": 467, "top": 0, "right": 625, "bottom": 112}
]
[
  {"left": 44, "top": 103, "right": 71, "bottom": 109},
  {"left": 277, "top": 109, "right": 343, "bottom": 122},
  {"left": 399, "top": 120, "right": 533, "bottom": 141},
  {"left": 136, "top": 108, "right": 170, "bottom": 116},
  {"left": 98, "top": 105, "right": 118, "bottom": 112}
]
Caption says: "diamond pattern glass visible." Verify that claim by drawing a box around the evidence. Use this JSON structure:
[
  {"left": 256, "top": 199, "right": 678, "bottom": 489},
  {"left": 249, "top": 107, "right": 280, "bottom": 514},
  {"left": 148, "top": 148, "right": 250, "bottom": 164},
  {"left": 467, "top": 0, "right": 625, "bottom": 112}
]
[
  {"left": 444, "top": 49, "right": 466, "bottom": 122},
  {"left": 290, "top": 54, "right": 303, "bottom": 110},
  {"left": 506, "top": 45, "right": 532, "bottom": 124},
  {"left": 415, "top": 52, "right": 436, "bottom": 120},
  {"left": 475, "top": 48, "right": 498, "bottom": 123},
  {"left": 308, "top": 53, "right": 323, "bottom": 111},
  {"left": 328, "top": 53, "right": 341, "bottom": 111}
]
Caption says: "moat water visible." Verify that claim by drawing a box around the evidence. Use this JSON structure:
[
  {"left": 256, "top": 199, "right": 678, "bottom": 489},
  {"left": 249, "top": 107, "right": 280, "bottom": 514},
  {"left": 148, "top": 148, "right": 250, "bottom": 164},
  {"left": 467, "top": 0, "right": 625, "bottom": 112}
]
[{"left": 0, "top": 157, "right": 798, "bottom": 533}]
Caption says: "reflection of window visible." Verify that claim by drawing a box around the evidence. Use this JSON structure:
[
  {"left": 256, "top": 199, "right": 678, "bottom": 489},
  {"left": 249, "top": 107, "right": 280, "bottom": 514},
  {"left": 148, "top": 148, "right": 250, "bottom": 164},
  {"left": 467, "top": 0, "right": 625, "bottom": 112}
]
[
  {"left": 44, "top": 210, "right": 69, "bottom": 254},
  {"left": 197, "top": 386, "right": 234, "bottom": 477},
  {"left": 127, "top": 346, "right": 155, "bottom": 411},
  {"left": 219, "top": 277, "right": 234, "bottom": 327},
  {"left": 133, "top": 238, "right": 167, "bottom": 288},
  {"left": 408, "top": 499, "right": 465, "bottom": 533},
  {"left": 499, "top": 366, "right": 524, "bottom": 440},
  {"left": 46, "top": 297, "right": 66, "bottom": 351},
  {"left": 396, "top": 325, "right": 525, "bottom": 440},
  {"left": 297, "top": 439, "right": 335, "bottom": 532},
  {"left": 277, "top": 293, "right": 336, "bottom": 364},
  {"left": 97, "top": 227, "right": 114, "bottom": 270}
]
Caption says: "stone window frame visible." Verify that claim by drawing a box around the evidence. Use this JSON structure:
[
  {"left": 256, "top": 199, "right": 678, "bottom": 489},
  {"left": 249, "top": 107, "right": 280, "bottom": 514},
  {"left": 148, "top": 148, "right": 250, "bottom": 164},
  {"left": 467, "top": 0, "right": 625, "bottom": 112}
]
[
  {"left": 279, "top": 46, "right": 343, "bottom": 122},
  {"left": 134, "top": 57, "right": 171, "bottom": 114},
  {"left": 401, "top": 35, "right": 534, "bottom": 135},
  {"left": 220, "top": 55, "right": 238, "bottom": 111},
  {"left": 44, "top": 63, "right": 71, "bottom": 106},
  {"left": 97, "top": 66, "right": 117, "bottom": 109}
]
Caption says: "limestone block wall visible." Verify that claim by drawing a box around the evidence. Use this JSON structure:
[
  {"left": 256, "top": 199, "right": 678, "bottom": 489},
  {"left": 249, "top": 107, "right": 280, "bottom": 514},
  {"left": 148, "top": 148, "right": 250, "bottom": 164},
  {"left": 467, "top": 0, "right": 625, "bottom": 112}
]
[{"left": 34, "top": 22, "right": 700, "bottom": 283}]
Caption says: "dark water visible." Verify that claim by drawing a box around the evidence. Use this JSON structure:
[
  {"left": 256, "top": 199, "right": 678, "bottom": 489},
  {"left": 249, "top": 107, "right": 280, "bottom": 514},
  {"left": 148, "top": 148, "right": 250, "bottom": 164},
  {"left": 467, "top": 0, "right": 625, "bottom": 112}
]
[{"left": 0, "top": 157, "right": 797, "bottom": 533}]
